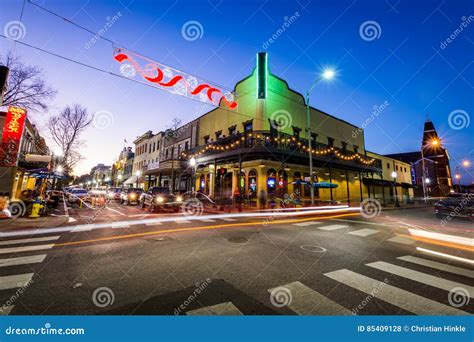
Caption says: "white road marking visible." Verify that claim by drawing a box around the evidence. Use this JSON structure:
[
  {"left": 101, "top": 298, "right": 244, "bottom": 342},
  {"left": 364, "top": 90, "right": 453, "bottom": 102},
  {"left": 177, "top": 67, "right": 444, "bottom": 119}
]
[
  {"left": 0, "top": 273, "right": 34, "bottom": 290},
  {"left": 0, "top": 244, "right": 54, "bottom": 254},
  {"left": 111, "top": 222, "right": 130, "bottom": 229},
  {"left": 199, "top": 219, "right": 216, "bottom": 223},
  {"left": 0, "top": 255, "right": 47, "bottom": 267},
  {"left": 366, "top": 261, "right": 474, "bottom": 297},
  {"left": 416, "top": 247, "right": 474, "bottom": 265},
  {"left": 386, "top": 236, "right": 414, "bottom": 245},
  {"left": 186, "top": 302, "right": 242, "bottom": 315},
  {"left": 0, "top": 236, "right": 60, "bottom": 246},
  {"left": 105, "top": 207, "right": 126, "bottom": 216},
  {"left": 175, "top": 220, "right": 191, "bottom": 224},
  {"left": 221, "top": 218, "right": 236, "bottom": 221},
  {"left": 0, "top": 305, "right": 13, "bottom": 315},
  {"left": 397, "top": 255, "right": 474, "bottom": 279},
  {"left": 292, "top": 221, "right": 322, "bottom": 227},
  {"left": 318, "top": 224, "right": 348, "bottom": 231},
  {"left": 68, "top": 217, "right": 77, "bottom": 223},
  {"left": 145, "top": 222, "right": 163, "bottom": 226},
  {"left": 71, "top": 224, "right": 94, "bottom": 232},
  {"left": 330, "top": 218, "right": 387, "bottom": 226},
  {"left": 348, "top": 228, "right": 379, "bottom": 237},
  {"left": 268, "top": 281, "right": 351, "bottom": 315},
  {"left": 324, "top": 269, "right": 468, "bottom": 315}
]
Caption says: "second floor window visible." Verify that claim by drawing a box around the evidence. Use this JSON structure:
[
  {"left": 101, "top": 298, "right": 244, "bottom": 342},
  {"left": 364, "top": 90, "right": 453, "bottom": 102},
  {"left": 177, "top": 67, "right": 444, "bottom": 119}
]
[
  {"left": 203, "top": 135, "right": 210, "bottom": 144},
  {"left": 215, "top": 130, "right": 223, "bottom": 140},
  {"left": 184, "top": 141, "right": 189, "bottom": 150},
  {"left": 228, "top": 125, "right": 237, "bottom": 136},
  {"left": 243, "top": 120, "right": 253, "bottom": 132},
  {"left": 353, "top": 145, "right": 359, "bottom": 154}
]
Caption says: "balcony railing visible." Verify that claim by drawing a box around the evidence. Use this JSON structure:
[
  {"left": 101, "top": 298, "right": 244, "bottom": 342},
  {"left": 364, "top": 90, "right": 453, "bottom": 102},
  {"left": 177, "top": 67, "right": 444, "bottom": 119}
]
[{"left": 181, "top": 130, "right": 375, "bottom": 166}]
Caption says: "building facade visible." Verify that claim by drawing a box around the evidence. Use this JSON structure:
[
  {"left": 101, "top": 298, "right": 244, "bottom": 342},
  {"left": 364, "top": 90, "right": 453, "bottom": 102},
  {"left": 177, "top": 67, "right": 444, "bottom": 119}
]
[{"left": 178, "top": 53, "right": 413, "bottom": 207}]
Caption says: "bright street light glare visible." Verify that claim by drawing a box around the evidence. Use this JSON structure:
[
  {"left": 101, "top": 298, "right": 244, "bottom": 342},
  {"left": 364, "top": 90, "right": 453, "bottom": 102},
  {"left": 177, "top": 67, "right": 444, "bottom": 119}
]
[
  {"left": 462, "top": 160, "right": 470, "bottom": 167},
  {"left": 322, "top": 69, "right": 335, "bottom": 80},
  {"left": 190, "top": 157, "right": 196, "bottom": 166}
]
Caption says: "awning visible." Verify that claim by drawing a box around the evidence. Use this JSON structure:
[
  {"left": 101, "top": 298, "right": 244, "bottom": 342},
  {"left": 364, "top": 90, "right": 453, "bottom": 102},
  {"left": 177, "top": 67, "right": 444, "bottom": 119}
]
[
  {"left": 313, "top": 182, "right": 338, "bottom": 189},
  {"left": 123, "top": 175, "right": 144, "bottom": 185},
  {"left": 26, "top": 168, "right": 66, "bottom": 179}
]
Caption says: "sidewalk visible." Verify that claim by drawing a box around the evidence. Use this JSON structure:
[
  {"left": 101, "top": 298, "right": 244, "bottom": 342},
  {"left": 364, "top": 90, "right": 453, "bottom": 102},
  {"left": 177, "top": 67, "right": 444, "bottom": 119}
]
[{"left": 0, "top": 215, "right": 70, "bottom": 232}]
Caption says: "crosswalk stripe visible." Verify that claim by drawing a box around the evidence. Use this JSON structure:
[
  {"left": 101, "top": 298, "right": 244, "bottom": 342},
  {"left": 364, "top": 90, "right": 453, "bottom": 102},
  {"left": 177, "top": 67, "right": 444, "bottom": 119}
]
[
  {"left": 186, "top": 302, "right": 243, "bottom": 315},
  {"left": 0, "top": 244, "right": 54, "bottom": 254},
  {"left": 175, "top": 220, "right": 191, "bottom": 224},
  {"left": 111, "top": 222, "right": 130, "bottom": 229},
  {"left": 0, "top": 236, "right": 60, "bottom": 246},
  {"left": 318, "top": 224, "right": 348, "bottom": 231},
  {"left": 292, "top": 221, "right": 322, "bottom": 227},
  {"left": 221, "top": 218, "right": 236, "bottom": 221},
  {"left": 0, "top": 273, "right": 34, "bottom": 290},
  {"left": 145, "top": 222, "right": 163, "bottom": 226},
  {"left": 71, "top": 224, "right": 95, "bottom": 232},
  {"left": 0, "top": 305, "right": 13, "bottom": 315},
  {"left": 348, "top": 229, "right": 379, "bottom": 237},
  {"left": 268, "top": 281, "right": 351, "bottom": 315},
  {"left": 366, "top": 261, "right": 474, "bottom": 297},
  {"left": 397, "top": 255, "right": 474, "bottom": 279},
  {"left": 0, "top": 255, "right": 47, "bottom": 267},
  {"left": 324, "top": 269, "right": 468, "bottom": 315},
  {"left": 386, "top": 236, "right": 414, "bottom": 245},
  {"left": 199, "top": 219, "right": 216, "bottom": 222}
]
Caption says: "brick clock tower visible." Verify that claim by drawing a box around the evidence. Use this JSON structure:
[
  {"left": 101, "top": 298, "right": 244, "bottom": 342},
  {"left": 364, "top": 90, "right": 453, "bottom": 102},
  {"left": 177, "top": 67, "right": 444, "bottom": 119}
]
[{"left": 420, "top": 119, "right": 453, "bottom": 197}]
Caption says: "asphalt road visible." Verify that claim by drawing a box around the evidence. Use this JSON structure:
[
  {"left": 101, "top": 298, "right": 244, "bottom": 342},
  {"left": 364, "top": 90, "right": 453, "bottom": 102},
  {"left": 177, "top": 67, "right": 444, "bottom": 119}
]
[{"left": 0, "top": 203, "right": 472, "bottom": 316}]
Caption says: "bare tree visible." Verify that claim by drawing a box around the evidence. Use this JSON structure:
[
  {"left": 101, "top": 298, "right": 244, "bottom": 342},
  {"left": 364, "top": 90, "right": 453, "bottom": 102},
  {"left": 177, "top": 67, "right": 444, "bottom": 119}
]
[
  {"left": 0, "top": 52, "right": 56, "bottom": 112},
  {"left": 48, "top": 104, "right": 92, "bottom": 172}
]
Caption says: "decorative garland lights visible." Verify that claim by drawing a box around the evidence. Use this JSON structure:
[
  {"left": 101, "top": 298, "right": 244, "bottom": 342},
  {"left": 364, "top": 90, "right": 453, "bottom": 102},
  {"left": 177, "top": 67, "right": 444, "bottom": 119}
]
[{"left": 181, "top": 132, "right": 376, "bottom": 165}]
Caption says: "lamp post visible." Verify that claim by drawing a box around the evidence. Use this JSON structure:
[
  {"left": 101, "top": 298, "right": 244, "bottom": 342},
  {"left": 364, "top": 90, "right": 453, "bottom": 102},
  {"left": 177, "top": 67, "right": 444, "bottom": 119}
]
[
  {"left": 190, "top": 157, "right": 197, "bottom": 194},
  {"left": 391, "top": 171, "right": 400, "bottom": 207},
  {"left": 454, "top": 160, "right": 470, "bottom": 193},
  {"left": 306, "top": 68, "right": 335, "bottom": 205}
]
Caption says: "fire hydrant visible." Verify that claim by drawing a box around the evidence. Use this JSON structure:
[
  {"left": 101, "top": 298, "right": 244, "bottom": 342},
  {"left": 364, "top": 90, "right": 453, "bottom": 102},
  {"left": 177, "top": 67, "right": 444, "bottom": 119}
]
[{"left": 29, "top": 200, "right": 44, "bottom": 218}]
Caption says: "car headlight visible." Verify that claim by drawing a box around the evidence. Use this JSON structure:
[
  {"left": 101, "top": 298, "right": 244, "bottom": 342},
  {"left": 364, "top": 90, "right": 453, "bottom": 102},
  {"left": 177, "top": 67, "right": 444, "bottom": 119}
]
[
  {"left": 176, "top": 196, "right": 183, "bottom": 202},
  {"left": 130, "top": 194, "right": 136, "bottom": 199},
  {"left": 156, "top": 196, "right": 164, "bottom": 203}
]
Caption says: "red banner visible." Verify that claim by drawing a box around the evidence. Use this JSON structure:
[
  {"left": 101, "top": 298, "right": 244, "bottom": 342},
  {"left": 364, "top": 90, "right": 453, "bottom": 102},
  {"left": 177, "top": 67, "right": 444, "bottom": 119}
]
[{"left": 0, "top": 106, "right": 27, "bottom": 167}]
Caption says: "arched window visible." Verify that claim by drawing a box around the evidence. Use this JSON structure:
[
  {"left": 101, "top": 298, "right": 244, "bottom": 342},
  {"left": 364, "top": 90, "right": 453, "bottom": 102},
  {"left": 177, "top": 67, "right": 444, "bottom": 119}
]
[
  {"left": 277, "top": 170, "right": 288, "bottom": 196},
  {"left": 248, "top": 169, "right": 257, "bottom": 198}
]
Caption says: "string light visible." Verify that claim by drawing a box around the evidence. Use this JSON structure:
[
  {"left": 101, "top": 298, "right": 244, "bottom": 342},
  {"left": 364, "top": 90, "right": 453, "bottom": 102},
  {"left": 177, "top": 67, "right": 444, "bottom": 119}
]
[{"left": 180, "top": 132, "right": 376, "bottom": 165}]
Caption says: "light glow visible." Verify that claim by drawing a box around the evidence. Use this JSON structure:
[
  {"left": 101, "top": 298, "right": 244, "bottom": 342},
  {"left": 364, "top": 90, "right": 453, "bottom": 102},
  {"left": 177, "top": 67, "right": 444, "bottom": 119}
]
[
  {"left": 322, "top": 68, "right": 335, "bottom": 80},
  {"left": 416, "top": 247, "right": 474, "bottom": 265},
  {"left": 408, "top": 228, "right": 473, "bottom": 247}
]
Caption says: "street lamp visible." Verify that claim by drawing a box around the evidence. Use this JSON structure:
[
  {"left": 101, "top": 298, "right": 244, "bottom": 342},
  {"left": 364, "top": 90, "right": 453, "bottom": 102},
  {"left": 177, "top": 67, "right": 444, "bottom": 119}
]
[
  {"left": 190, "top": 157, "right": 197, "bottom": 194},
  {"left": 306, "top": 67, "right": 336, "bottom": 205},
  {"left": 455, "top": 159, "right": 470, "bottom": 193},
  {"left": 420, "top": 138, "right": 441, "bottom": 202},
  {"left": 391, "top": 171, "right": 400, "bottom": 207}
]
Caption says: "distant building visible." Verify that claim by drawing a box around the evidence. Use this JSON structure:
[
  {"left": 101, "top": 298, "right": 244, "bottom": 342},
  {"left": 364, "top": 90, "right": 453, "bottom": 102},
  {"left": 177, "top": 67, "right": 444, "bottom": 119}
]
[
  {"left": 90, "top": 163, "right": 111, "bottom": 186},
  {"left": 111, "top": 146, "right": 134, "bottom": 186},
  {"left": 385, "top": 118, "right": 453, "bottom": 197}
]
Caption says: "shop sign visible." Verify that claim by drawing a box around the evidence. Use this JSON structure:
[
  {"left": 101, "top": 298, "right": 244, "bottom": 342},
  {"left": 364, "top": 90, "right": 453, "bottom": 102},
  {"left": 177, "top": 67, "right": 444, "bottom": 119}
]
[{"left": 0, "top": 106, "right": 27, "bottom": 167}]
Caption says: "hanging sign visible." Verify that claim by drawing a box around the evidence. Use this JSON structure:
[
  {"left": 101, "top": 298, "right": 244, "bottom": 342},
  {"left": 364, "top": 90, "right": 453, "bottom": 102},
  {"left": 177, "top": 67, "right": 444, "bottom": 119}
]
[
  {"left": 0, "top": 106, "right": 27, "bottom": 167},
  {"left": 113, "top": 48, "right": 237, "bottom": 109}
]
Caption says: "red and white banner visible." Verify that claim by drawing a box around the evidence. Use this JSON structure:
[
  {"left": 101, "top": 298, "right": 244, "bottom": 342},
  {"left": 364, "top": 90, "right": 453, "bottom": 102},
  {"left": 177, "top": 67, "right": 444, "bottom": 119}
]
[
  {"left": 0, "top": 106, "right": 27, "bottom": 167},
  {"left": 113, "top": 48, "right": 237, "bottom": 110}
]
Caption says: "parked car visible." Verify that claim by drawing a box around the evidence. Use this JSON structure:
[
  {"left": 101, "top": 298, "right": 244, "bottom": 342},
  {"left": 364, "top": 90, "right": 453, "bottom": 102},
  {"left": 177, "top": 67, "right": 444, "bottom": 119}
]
[
  {"left": 139, "top": 187, "right": 182, "bottom": 212},
  {"left": 106, "top": 187, "right": 122, "bottom": 201},
  {"left": 120, "top": 188, "right": 143, "bottom": 205},
  {"left": 434, "top": 193, "right": 473, "bottom": 221},
  {"left": 68, "top": 188, "right": 89, "bottom": 204}
]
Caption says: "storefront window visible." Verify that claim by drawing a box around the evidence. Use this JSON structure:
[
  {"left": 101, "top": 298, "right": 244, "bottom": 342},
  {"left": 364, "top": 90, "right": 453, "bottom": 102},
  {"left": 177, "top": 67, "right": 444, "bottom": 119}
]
[
  {"left": 248, "top": 169, "right": 257, "bottom": 198},
  {"left": 266, "top": 169, "right": 277, "bottom": 196}
]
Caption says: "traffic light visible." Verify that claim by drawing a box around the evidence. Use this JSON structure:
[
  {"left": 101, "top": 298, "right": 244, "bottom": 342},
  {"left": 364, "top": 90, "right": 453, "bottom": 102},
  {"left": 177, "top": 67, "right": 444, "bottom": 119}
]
[{"left": 218, "top": 167, "right": 227, "bottom": 175}]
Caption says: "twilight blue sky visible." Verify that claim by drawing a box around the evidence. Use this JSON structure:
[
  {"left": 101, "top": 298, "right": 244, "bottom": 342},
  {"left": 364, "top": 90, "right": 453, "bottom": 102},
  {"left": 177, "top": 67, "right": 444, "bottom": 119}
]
[{"left": 1, "top": 0, "right": 473, "bottom": 183}]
